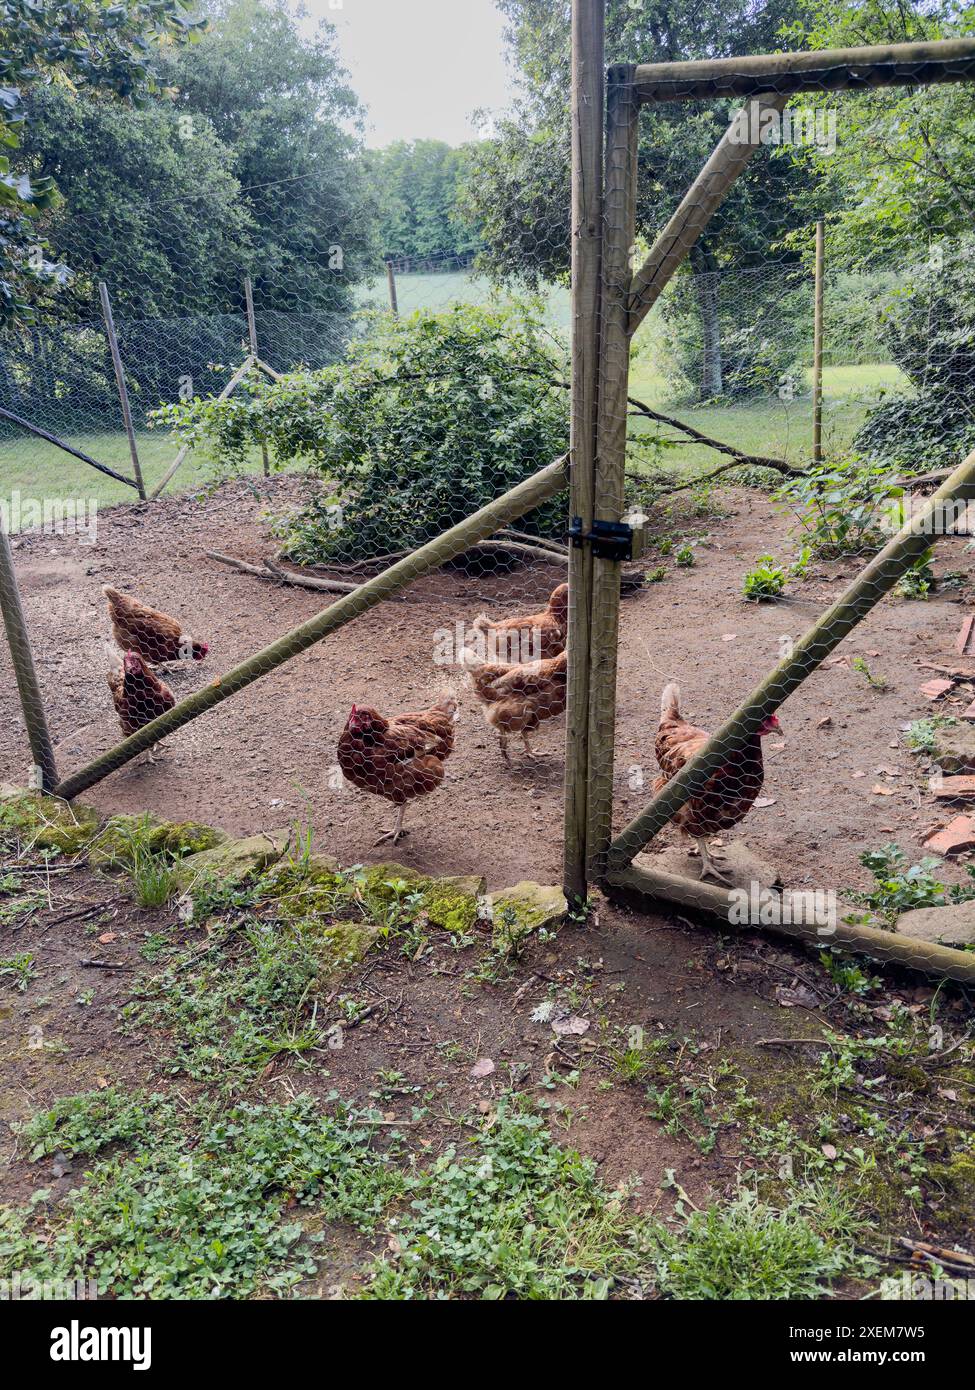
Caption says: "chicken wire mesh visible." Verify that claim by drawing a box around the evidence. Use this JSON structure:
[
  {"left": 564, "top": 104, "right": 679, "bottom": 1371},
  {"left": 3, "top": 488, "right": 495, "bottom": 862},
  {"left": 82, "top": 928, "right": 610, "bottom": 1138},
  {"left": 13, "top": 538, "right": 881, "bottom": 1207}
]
[
  {"left": 0, "top": 172, "right": 577, "bottom": 872},
  {"left": 3, "top": 34, "right": 975, "bottom": 984},
  {"left": 583, "top": 49, "right": 975, "bottom": 983}
]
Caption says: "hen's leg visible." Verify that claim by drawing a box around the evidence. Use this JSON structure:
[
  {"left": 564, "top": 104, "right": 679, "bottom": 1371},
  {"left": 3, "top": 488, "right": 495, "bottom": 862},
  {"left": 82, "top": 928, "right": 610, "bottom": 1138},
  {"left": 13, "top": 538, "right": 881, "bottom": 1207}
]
[
  {"left": 695, "top": 837, "right": 733, "bottom": 885},
  {"left": 373, "top": 805, "right": 407, "bottom": 847},
  {"left": 521, "top": 733, "right": 539, "bottom": 760},
  {"left": 498, "top": 732, "right": 511, "bottom": 766}
]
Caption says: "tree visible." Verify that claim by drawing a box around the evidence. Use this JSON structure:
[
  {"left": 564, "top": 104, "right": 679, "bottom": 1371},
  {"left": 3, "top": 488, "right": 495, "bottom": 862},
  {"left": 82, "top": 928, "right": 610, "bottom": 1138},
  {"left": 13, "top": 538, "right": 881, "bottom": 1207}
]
[
  {"left": 21, "top": 86, "right": 254, "bottom": 321},
  {"left": 0, "top": 0, "right": 202, "bottom": 324},
  {"left": 171, "top": 0, "right": 378, "bottom": 314},
  {"left": 364, "top": 140, "right": 479, "bottom": 261},
  {"left": 460, "top": 0, "right": 814, "bottom": 399},
  {"left": 783, "top": 0, "right": 975, "bottom": 267}
]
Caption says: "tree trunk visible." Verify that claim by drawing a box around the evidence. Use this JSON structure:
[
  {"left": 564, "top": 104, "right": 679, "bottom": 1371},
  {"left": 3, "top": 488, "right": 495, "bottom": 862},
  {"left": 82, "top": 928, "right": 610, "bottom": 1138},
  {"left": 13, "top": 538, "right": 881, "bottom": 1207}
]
[{"left": 691, "top": 245, "right": 722, "bottom": 399}]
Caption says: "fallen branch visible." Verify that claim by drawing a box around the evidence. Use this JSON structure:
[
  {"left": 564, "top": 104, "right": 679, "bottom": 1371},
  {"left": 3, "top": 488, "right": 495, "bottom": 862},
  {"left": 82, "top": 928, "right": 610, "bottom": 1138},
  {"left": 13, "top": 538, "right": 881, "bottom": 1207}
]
[
  {"left": 263, "top": 557, "right": 357, "bottom": 593},
  {"left": 207, "top": 551, "right": 355, "bottom": 594},
  {"left": 626, "top": 391, "right": 803, "bottom": 476},
  {"left": 899, "top": 1237, "right": 975, "bottom": 1272},
  {"left": 471, "top": 538, "right": 566, "bottom": 564},
  {"left": 497, "top": 528, "right": 569, "bottom": 556}
]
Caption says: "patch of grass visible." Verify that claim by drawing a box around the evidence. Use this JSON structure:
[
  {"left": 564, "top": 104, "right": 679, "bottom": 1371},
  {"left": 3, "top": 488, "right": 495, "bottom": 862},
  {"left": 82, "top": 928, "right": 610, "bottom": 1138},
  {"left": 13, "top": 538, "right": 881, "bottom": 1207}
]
[
  {"left": 652, "top": 1186, "right": 863, "bottom": 1300},
  {"left": 362, "top": 1101, "right": 655, "bottom": 1300},
  {"left": 0, "top": 952, "right": 36, "bottom": 991},
  {"left": 129, "top": 849, "right": 180, "bottom": 909},
  {"left": 122, "top": 861, "right": 433, "bottom": 1088},
  {"left": 5, "top": 1090, "right": 404, "bottom": 1299}
]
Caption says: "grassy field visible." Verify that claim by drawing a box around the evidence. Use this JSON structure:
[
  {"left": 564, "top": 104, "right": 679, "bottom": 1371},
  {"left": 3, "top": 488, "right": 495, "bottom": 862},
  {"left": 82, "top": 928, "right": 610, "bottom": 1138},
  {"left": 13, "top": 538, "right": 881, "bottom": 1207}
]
[
  {"left": 627, "top": 358, "right": 908, "bottom": 473},
  {"left": 0, "top": 264, "right": 908, "bottom": 519}
]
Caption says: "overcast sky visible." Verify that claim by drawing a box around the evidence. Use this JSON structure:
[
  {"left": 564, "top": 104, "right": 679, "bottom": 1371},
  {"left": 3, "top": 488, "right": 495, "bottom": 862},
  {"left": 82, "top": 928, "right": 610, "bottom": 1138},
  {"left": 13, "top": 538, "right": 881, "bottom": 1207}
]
[{"left": 302, "top": 0, "right": 518, "bottom": 147}]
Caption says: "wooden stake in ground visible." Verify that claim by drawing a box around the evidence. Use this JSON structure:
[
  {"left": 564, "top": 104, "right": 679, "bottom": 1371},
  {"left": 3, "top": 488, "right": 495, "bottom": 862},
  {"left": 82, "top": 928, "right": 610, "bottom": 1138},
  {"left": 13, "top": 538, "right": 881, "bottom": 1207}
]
[
  {"left": 244, "top": 277, "right": 271, "bottom": 479},
  {"left": 99, "top": 282, "right": 146, "bottom": 500},
  {"left": 386, "top": 261, "right": 399, "bottom": 315},
  {"left": 563, "top": 0, "right": 604, "bottom": 903},
  {"left": 812, "top": 220, "right": 825, "bottom": 463},
  {"left": 585, "top": 63, "right": 639, "bottom": 881},
  {"left": 0, "top": 526, "right": 58, "bottom": 791}
]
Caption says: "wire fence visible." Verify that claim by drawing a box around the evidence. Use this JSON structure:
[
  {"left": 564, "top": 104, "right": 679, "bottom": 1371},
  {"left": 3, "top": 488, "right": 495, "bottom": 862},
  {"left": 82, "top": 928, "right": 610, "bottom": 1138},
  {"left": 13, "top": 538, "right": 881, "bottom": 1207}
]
[
  {"left": 4, "top": 31, "right": 975, "bottom": 984},
  {"left": 580, "top": 43, "right": 975, "bottom": 985}
]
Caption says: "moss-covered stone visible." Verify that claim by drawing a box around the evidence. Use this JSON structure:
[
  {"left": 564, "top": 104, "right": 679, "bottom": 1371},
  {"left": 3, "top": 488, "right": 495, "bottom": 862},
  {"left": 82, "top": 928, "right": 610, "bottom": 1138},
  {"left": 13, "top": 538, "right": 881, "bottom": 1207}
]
[
  {"left": 175, "top": 829, "right": 293, "bottom": 888},
  {"left": 925, "top": 1145, "right": 975, "bottom": 1229},
  {"left": 484, "top": 881, "right": 567, "bottom": 951},
  {"left": 357, "top": 863, "right": 485, "bottom": 934},
  {"left": 932, "top": 723, "right": 975, "bottom": 774},
  {"left": 89, "top": 814, "right": 227, "bottom": 867},
  {"left": 0, "top": 787, "right": 100, "bottom": 854}
]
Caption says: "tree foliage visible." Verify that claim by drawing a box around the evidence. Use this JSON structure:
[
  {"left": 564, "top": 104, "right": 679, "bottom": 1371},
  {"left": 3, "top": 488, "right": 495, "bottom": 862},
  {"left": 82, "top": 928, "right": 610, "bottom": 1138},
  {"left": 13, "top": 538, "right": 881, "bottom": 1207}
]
[
  {"left": 365, "top": 141, "right": 479, "bottom": 261},
  {"left": 0, "top": 0, "right": 203, "bottom": 323},
  {"left": 171, "top": 0, "right": 377, "bottom": 313},
  {"left": 784, "top": 0, "right": 975, "bottom": 266},
  {"left": 855, "top": 238, "right": 975, "bottom": 471},
  {"left": 151, "top": 303, "right": 569, "bottom": 562}
]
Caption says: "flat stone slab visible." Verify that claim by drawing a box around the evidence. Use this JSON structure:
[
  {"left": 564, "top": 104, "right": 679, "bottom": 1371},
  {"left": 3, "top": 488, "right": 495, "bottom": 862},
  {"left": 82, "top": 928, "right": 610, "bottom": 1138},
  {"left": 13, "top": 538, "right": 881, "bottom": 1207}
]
[
  {"left": 896, "top": 901, "right": 975, "bottom": 947},
  {"left": 485, "top": 881, "right": 567, "bottom": 949},
  {"left": 177, "top": 828, "right": 292, "bottom": 886},
  {"left": 932, "top": 723, "right": 975, "bottom": 774},
  {"left": 636, "top": 842, "right": 782, "bottom": 893}
]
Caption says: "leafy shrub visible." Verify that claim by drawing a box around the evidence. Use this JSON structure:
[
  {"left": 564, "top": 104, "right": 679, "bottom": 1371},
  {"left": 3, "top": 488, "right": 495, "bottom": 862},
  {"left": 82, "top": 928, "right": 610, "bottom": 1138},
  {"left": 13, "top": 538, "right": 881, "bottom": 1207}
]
[
  {"left": 742, "top": 555, "right": 786, "bottom": 601},
  {"left": 856, "top": 844, "right": 975, "bottom": 924},
  {"left": 153, "top": 302, "right": 569, "bottom": 564},
  {"left": 777, "top": 455, "right": 900, "bottom": 557},
  {"left": 855, "top": 238, "right": 975, "bottom": 472}
]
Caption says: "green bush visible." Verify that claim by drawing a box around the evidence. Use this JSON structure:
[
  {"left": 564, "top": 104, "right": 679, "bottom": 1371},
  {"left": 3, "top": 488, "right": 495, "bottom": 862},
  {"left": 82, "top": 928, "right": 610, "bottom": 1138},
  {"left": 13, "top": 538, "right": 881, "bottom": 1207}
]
[
  {"left": 742, "top": 556, "right": 786, "bottom": 602},
  {"left": 153, "top": 302, "right": 569, "bottom": 564},
  {"left": 777, "top": 455, "right": 900, "bottom": 557},
  {"left": 855, "top": 238, "right": 975, "bottom": 472}
]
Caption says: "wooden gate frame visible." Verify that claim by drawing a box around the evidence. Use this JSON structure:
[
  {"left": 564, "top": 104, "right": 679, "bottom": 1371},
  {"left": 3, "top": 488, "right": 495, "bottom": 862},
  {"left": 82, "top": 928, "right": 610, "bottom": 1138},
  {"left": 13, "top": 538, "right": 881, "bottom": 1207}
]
[{"left": 564, "top": 5, "right": 975, "bottom": 980}]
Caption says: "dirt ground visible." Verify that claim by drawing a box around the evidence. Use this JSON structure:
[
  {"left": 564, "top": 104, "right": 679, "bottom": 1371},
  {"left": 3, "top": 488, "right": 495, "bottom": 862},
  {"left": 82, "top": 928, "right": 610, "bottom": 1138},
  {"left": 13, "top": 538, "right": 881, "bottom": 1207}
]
[
  {"left": 2, "top": 474, "right": 974, "bottom": 902},
  {"left": 3, "top": 476, "right": 975, "bottom": 1294}
]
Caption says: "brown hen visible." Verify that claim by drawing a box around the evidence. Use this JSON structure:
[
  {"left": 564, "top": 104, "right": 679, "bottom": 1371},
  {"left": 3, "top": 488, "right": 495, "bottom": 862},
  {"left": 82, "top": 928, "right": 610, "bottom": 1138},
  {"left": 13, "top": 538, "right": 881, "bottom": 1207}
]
[
  {"left": 461, "top": 648, "right": 567, "bottom": 763},
  {"left": 472, "top": 582, "right": 568, "bottom": 661},
  {"left": 104, "top": 586, "right": 208, "bottom": 666},
  {"left": 107, "top": 650, "right": 176, "bottom": 762},
  {"left": 338, "top": 697, "right": 457, "bottom": 844},
  {"left": 653, "top": 682, "right": 780, "bottom": 883}
]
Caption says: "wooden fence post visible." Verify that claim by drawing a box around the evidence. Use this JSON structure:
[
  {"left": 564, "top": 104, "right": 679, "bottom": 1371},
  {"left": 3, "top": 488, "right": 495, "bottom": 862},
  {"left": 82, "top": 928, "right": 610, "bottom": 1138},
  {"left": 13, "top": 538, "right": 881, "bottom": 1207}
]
[
  {"left": 0, "top": 526, "right": 58, "bottom": 791},
  {"left": 99, "top": 282, "right": 146, "bottom": 500},
  {"left": 585, "top": 63, "right": 640, "bottom": 881},
  {"left": 386, "top": 261, "right": 399, "bottom": 315},
  {"left": 562, "top": 0, "right": 604, "bottom": 904},
  {"left": 812, "top": 220, "right": 825, "bottom": 463},
  {"left": 244, "top": 277, "right": 271, "bottom": 478}
]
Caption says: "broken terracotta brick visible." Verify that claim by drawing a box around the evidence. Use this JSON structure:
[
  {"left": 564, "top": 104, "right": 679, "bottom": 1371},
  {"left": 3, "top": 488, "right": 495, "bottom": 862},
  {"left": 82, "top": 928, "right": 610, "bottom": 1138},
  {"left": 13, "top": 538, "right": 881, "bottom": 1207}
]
[
  {"left": 923, "top": 816, "right": 975, "bottom": 856},
  {"left": 920, "top": 678, "right": 954, "bottom": 701},
  {"left": 931, "top": 775, "right": 975, "bottom": 799}
]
